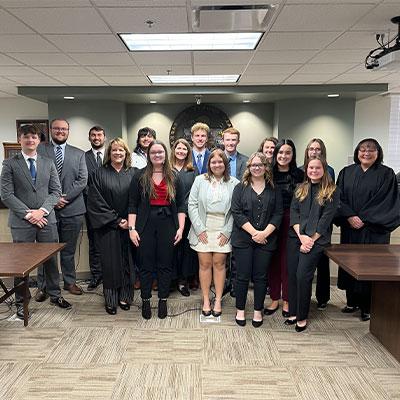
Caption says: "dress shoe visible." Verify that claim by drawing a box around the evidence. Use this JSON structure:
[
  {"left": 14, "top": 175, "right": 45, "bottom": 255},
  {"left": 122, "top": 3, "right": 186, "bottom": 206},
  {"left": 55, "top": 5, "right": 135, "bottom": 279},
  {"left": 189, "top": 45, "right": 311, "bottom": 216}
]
[
  {"left": 252, "top": 319, "right": 263, "bottom": 328},
  {"left": 16, "top": 305, "right": 30, "bottom": 320},
  {"left": 189, "top": 277, "right": 199, "bottom": 290},
  {"left": 235, "top": 318, "right": 246, "bottom": 327},
  {"left": 152, "top": 280, "right": 158, "bottom": 291},
  {"left": 34, "top": 289, "right": 48, "bottom": 302},
  {"left": 284, "top": 318, "right": 297, "bottom": 326},
  {"left": 341, "top": 305, "right": 359, "bottom": 313},
  {"left": 158, "top": 299, "right": 168, "bottom": 319},
  {"left": 361, "top": 312, "right": 370, "bottom": 321},
  {"left": 142, "top": 299, "right": 151, "bottom": 319},
  {"left": 134, "top": 278, "right": 141, "bottom": 290},
  {"left": 282, "top": 310, "right": 290, "bottom": 318},
  {"left": 317, "top": 302, "right": 327, "bottom": 310},
  {"left": 64, "top": 283, "right": 83, "bottom": 295},
  {"left": 264, "top": 306, "right": 279, "bottom": 316},
  {"left": 295, "top": 323, "right": 307, "bottom": 332},
  {"left": 212, "top": 309, "right": 222, "bottom": 318},
  {"left": 177, "top": 285, "right": 190, "bottom": 297},
  {"left": 119, "top": 301, "right": 130, "bottom": 311},
  {"left": 50, "top": 297, "right": 72, "bottom": 309},
  {"left": 202, "top": 309, "right": 212, "bottom": 317},
  {"left": 105, "top": 305, "right": 117, "bottom": 315},
  {"left": 87, "top": 278, "right": 102, "bottom": 291}
]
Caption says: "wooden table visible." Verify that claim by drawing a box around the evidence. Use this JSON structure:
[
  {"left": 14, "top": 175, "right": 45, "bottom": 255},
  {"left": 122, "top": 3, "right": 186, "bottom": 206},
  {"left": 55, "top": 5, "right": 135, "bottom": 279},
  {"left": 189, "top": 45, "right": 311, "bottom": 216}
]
[
  {"left": 325, "top": 244, "right": 400, "bottom": 362},
  {"left": 0, "top": 242, "right": 65, "bottom": 327}
]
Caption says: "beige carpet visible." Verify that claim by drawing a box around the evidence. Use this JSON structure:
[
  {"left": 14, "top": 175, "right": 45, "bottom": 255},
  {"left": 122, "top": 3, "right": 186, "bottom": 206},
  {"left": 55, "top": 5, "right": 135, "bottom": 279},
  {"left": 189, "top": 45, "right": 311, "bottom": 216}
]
[{"left": 0, "top": 285, "right": 399, "bottom": 400}]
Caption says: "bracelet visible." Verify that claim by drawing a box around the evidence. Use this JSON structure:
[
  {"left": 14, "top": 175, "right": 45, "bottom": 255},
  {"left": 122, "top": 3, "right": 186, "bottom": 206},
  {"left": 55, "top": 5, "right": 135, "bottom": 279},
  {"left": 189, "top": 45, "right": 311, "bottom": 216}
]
[{"left": 128, "top": 226, "right": 136, "bottom": 231}]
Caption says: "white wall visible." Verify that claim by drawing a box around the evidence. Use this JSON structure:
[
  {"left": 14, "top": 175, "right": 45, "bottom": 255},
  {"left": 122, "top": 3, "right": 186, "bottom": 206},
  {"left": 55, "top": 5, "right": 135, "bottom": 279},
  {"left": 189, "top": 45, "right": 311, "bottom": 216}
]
[{"left": 0, "top": 97, "right": 48, "bottom": 164}]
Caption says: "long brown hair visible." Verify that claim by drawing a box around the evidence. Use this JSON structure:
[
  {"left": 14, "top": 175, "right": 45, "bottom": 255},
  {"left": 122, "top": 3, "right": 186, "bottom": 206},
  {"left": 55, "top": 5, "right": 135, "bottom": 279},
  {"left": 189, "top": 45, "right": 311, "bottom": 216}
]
[
  {"left": 303, "top": 138, "right": 328, "bottom": 166},
  {"left": 170, "top": 138, "right": 194, "bottom": 171},
  {"left": 205, "top": 148, "right": 230, "bottom": 182},
  {"left": 103, "top": 137, "right": 131, "bottom": 170},
  {"left": 140, "top": 140, "right": 176, "bottom": 201},
  {"left": 242, "top": 152, "right": 274, "bottom": 188},
  {"left": 295, "top": 156, "right": 336, "bottom": 205}
]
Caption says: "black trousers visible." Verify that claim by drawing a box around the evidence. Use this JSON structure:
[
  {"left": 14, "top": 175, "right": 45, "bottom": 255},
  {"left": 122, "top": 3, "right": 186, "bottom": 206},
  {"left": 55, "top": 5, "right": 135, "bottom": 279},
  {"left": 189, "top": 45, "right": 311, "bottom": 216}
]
[
  {"left": 85, "top": 214, "right": 102, "bottom": 281},
  {"left": 234, "top": 244, "right": 274, "bottom": 311},
  {"left": 137, "top": 207, "right": 176, "bottom": 299},
  {"left": 315, "top": 254, "right": 330, "bottom": 304},
  {"left": 287, "top": 236, "right": 325, "bottom": 321},
  {"left": 346, "top": 282, "right": 371, "bottom": 313}
]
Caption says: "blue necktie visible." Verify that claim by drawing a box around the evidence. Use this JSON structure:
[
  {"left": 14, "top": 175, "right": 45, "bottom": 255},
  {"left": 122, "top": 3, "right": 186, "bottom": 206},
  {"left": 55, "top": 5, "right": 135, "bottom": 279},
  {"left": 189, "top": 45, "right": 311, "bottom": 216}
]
[
  {"left": 55, "top": 146, "right": 63, "bottom": 176},
  {"left": 28, "top": 158, "right": 36, "bottom": 184},
  {"left": 197, "top": 153, "right": 203, "bottom": 172},
  {"left": 229, "top": 157, "right": 235, "bottom": 178}
]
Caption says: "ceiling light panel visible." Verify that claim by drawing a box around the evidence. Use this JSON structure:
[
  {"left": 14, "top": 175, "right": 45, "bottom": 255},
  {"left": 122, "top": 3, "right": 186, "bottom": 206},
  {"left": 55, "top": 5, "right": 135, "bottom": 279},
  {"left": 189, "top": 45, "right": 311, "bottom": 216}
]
[
  {"left": 119, "top": 32, "right": 263, "bottom": 51},
  {"left": 148, "top": 74, "right": 240, "bottom": 84}
]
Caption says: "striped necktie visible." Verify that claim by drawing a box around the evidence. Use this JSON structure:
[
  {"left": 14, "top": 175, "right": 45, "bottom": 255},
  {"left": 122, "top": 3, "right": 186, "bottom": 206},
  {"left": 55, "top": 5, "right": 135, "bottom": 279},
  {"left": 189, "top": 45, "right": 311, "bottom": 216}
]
[
  {"left": 28, "top": 158, "right": 36, "bottom": 184},
  {"left": 196, "top": 153, "right": 203, "bottom": 172},
  {"left": 55, "top": 146, "right": 63, "bottom": 176},
  {"left": 96, "top": 151, "right": 102, "bottom": 167}
]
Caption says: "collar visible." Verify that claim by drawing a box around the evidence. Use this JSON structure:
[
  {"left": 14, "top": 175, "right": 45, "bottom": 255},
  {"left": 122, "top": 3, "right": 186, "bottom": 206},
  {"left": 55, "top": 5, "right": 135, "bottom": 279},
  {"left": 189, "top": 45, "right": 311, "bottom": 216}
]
[
  {"left": 52, "top": 141, "right": 67, "bottom": 151},
  {"left": 21, "top": 151, "right": 37, "bottom": 161},
  {"left": 92, "top": 147, "right": 105, "bottom": 156},
  {"left": 225, "top": 151, "right": 237, "bottom": 160}
]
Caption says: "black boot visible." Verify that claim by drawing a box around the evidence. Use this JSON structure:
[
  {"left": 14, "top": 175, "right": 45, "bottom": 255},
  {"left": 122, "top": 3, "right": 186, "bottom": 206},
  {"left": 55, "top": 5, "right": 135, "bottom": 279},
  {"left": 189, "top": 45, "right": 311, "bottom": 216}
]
[
  {"left": 158, "top": 299, "right": 168, "bottom": 319},
  {"left": 142, "top": 299, "right": 151, "bottom": 319}
]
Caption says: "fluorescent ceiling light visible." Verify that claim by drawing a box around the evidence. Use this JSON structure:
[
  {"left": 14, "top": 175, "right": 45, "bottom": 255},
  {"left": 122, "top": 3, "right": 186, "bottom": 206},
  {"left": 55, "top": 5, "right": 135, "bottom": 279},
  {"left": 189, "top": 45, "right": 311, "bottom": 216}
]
[
  {"left": 327, "top": 93, "right": 339, "bottom": 97},
  {"left": 119, "top": 32, "right": 263, "bottom": 51},
  {"left": 243, "top": 99, "right": 251, "bottom": 103},
  {"left": 148, "top": 74, "right": 239, "bottom": 84},
  {"left": 63, "top": 96, "right": 75, "bottom": 100},
  {"left": 149, "top": 100, "right": 157, "bottom": 104}
]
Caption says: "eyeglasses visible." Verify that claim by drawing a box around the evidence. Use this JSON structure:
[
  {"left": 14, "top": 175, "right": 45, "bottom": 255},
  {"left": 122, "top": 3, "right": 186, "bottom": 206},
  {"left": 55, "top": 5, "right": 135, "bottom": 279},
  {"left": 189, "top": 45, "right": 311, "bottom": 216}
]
[
  {"left": 149, "top": 150, "right": 165, "bottom": 156},
  {"left": 359, "top": 147, "right": 377, "bottom": 153},
  {"left": 250, "top": 163, "right": 265, "bottom": 169},
  {"left": 52, "top": 127, "right": 69, "bottom": 132},
  {"left": 309, "top": 147, "right": 321, "bottom": 152}
]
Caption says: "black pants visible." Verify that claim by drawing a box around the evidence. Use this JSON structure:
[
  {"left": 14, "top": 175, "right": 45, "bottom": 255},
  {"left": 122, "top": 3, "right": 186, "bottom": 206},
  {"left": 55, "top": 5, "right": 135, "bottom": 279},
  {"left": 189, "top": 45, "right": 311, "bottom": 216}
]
[
  {"left": 346, "top": 282, "right": 371, "bottom": 313},
  {"left": 85, "top": 214, "right": 102, "bottom": 281},
  {"left": 287, "top": 236, "right": 325, "bottom": 321},
  {"left": 315, "top": 254, "right": 330, "bottom": 304},
  {"left": 138, "top": 207, "right": 176, "bottom": 299},
  {"left": 234, "top": 244, "right": 274, "bottom": 311}
]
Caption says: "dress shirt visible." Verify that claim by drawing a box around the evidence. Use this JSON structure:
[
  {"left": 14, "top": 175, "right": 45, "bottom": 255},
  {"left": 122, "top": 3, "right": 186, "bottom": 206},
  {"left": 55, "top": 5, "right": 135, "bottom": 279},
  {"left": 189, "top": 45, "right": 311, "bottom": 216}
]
[
  {"left": 193, "top": 149, "right": 206, "bottom": 171},
  {"left": 226, "top": 151, "right": 237, "bottom": 178},
  {"left": 52, "top": 141, "right": 67, "bottom": 161},
  {"left": 91, "top": 147, "right": 105, "bottom": 164}
]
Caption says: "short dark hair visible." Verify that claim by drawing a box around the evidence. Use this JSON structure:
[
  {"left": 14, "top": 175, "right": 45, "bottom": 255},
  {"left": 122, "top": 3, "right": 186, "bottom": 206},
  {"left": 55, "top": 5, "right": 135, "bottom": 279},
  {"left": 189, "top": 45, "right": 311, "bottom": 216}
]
[
  {"left": 89, "top": 125, "right": 105, "bottom": 136},
  {"left": 50, "top": 118, "right": 70, "bottom": 130},
  {"left": 353, "top": 138, "right": 383, "bottom": 165},
  {"left": 272, "top": 139, "right": 298, "bottom": 172},
  {"left": 18, "top": 124, "right": 39, "bottom": 138},
  {"left": 135, "top": 127, "right": 156, "bottom": 152}
]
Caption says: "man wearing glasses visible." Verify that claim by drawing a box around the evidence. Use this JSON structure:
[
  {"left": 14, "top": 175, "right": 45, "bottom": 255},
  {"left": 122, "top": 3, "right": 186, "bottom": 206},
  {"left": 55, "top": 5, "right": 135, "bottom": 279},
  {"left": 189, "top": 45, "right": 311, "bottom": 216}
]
[{"left": 37, "top": 119, "right": 88, "bottom": 298}]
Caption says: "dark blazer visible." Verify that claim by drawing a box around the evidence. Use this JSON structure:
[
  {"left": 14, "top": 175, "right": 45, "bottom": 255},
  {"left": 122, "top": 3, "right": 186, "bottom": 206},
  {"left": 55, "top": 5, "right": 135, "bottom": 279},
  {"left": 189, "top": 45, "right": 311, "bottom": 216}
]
[
  {"left": 192, "top": 148, "right": 210, "bottom": 176},
  {"left": 128, "top": 169, "right": 186, "bottom": 234},
  {"left": 84, "top": 149, "right": 100, "bottom": 197},
  {"left": 234, "top": 152, "right": 249, "bottom": 181},
  {"left": 38, "top": 142, "right": 88, "bottom": 217},
  {"left": 289, "top": 184, "right": 340, "bottom": 246},
  {"left": 1, "top": 153, "right": 61, "bottom": 227},
  {"left": 231, "top": 182, "right": 283, "bottom": 249}
]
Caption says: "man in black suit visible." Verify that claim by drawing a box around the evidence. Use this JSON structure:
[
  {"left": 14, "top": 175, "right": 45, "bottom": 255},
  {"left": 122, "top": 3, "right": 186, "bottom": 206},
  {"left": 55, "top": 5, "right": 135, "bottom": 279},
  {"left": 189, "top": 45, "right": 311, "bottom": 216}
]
[{"left": 85, "top": 126, "right": 106, "bottom": 290}]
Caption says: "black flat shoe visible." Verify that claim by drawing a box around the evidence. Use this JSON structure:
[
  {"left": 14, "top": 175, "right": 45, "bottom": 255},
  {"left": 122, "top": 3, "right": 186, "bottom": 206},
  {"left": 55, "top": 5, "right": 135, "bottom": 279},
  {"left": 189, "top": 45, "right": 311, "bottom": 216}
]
[
  {"left": 142, "top": 299, "right": 151, "bottom": 319},
  {"left": 119, "top": 301, "right": 130, "bottom": 311},
  {"left": 282, "top": 310, "right": 290, "bottom": 318},
  {"left": 361, "top": 312, "right": 370, "bottom": 321},
  {"left": 295, "top": 323, "right": 307, "bottom": 332},
  {"left": 202, "top": 309, "right": 212, "bottom": 317},
  {"left": 341, "top": 305, "right": 359, "bottom": 313},
  {"left": 105, "top": 305, "right": 117, "bottom": 315},
  {"left": 284, "top": 318, "right": 297, "bottom": 325},
  {"left": 158, "top": 299, "right": 168, "bottom": 319},
  {"left": 252, "top": 319, "right": 263, "bottom": 328},
  {"left": 177, "top": 285, "right": 190, "bottom": 297},
  {"left": 235, "top": 318, "right": 246, "bottom": 327},
  {"left": 264, "top": 306, "right": 279, "bottom": 316}
]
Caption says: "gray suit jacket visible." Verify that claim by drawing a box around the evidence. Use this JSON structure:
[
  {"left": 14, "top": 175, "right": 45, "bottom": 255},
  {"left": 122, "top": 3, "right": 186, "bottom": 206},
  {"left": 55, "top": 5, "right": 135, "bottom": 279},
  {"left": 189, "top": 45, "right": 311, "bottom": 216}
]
[
  {"left": 0, "top": 153, "right": 61, "bottom": 228},
  {"left": 38, "top": 142, "right": 88, "bottom": 217},
  {"left": 235, "top": 152, "right": 248, "bottom": 181}
]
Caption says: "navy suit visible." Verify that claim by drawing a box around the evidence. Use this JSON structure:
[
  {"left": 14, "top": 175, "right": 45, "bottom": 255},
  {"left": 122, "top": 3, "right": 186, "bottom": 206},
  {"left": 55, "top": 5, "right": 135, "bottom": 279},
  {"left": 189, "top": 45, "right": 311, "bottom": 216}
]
[{"left": 192, "top": 148, "right": 210, "bottom": 176}]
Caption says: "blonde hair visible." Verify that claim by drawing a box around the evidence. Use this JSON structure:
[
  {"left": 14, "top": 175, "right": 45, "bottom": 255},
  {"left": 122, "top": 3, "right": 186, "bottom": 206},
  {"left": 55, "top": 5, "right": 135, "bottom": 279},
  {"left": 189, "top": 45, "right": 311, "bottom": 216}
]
[
  {"left": 295, "top": 156, "right": 336, "bottom": 205},
  {"left": 170, "top": 138, "right": 194, "bottom": 171},
  {"left": 103, "top": 137, "right": 131, "bottom": 170},
  {"left": 242, "top": 152, "right": 274, "bottom": 188},
  {"left": 222, "top": 127, "right": 240, "bottom": 140},
  {"left": 191, "top": 122, "right": 210, "bottom": 135}
]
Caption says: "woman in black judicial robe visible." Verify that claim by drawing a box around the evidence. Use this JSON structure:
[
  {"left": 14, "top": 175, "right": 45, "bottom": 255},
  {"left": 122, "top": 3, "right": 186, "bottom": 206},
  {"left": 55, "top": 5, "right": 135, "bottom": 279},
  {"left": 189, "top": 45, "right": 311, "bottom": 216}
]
[
  {"left": 336, "top": 138, "right": 400, "bottom": 321},
  {"left": 87, "top": 138, "right": 136, "bottom": 315}
]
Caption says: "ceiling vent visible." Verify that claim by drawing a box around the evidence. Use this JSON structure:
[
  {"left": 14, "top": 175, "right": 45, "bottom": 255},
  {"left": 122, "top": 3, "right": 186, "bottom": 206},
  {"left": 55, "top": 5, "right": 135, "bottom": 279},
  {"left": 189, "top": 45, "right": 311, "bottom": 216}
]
[{"left": 191, "top": 4, "right": 278, "bottom": 32}]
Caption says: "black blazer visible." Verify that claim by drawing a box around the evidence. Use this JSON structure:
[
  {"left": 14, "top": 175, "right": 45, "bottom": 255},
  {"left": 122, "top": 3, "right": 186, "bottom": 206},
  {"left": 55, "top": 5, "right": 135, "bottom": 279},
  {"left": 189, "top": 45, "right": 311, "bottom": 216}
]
[
  {"left": 128, "top": 169, "right": 186, "bottom": 234},
  {"left": 84, "top": 149, "right": 101, "bottom": 197},
  {"left": 231, "top": 182, "right": 283, "bottom": 249},
  {"left": 289, "top": 184, "right": 340, "bottom": 246}
]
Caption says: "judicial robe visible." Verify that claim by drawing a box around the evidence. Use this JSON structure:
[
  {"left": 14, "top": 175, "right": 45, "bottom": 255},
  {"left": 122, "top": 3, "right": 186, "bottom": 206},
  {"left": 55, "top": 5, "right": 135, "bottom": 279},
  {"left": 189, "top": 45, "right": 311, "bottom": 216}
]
[
  {"left": 87, "top": 165, "right": 136, "bottom": 290},
  {"left": 336, "top": 163, "right": 400, "bottom": 290}
]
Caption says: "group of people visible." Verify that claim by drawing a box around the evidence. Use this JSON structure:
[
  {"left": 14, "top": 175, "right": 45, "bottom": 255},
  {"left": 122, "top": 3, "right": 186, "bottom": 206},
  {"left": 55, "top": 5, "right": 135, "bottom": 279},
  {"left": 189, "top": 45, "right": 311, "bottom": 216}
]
[{"left": 1, "top": 119, "right": 399, "bottom": 332}]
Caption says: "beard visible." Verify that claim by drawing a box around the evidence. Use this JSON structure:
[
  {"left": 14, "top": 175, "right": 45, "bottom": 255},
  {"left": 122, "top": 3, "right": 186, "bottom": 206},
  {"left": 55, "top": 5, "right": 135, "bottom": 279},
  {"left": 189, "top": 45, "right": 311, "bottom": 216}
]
[
  {"left": 52, "top": 137, "right": 67, "bottom": 145},
  {"left": 91, "top": 143, "right": 104, "bottom": 150}
]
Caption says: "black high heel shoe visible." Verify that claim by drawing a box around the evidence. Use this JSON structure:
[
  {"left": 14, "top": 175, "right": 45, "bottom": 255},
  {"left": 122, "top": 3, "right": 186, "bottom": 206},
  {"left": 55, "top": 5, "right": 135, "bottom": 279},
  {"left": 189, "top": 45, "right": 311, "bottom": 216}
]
[
  {"left": 295, "top": 323, "right": 307, "bottom": 332},
  {"left": 105, "top": 305, "right": 117, "bottom": 315},
  {"left": 264, "top": 306, "right": 279, "bottom": 316},
  {"left": 119, "top": 301, "right": 130, "bottom": 311},
  {"left": 252, "top": 319, "right": 263, "bottom": 328},
  {"left": 212, "top": 309, "right": 222, "bottom": 318},
  {"left": 284, "top": 318, "right": 297, "bottom": 326}
]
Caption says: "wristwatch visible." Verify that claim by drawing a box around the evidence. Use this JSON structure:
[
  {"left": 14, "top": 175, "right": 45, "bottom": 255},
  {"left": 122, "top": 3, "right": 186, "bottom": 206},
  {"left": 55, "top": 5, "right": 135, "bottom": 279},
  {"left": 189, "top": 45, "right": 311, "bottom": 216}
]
[{"left": 128, "top": 226, "right": 135, "bottom": 231}]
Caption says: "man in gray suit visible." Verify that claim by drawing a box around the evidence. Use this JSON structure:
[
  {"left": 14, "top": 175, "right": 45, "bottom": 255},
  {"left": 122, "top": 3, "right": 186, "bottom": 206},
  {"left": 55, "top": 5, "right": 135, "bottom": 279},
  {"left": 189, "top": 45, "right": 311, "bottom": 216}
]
[
  {"left": 0, "top": 124, "right": 72, "bottom": 318},
  {"left": 37, "top": 118, "right": 88, "bottom": 296},
  {"left": 223, "top": 127, "right": 248, "bottom": 181}
]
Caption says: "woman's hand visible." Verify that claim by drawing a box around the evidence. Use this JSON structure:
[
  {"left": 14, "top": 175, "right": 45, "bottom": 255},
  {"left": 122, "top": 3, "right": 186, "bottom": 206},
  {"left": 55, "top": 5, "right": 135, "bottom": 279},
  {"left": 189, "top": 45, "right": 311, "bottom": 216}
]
[
  {"left": 299, "top": 234, "right": 314, "bottom": 252},
  {"left": 252, "top": 230, "right": 268, "bottom": 244},
  {"left": 218, "top": 233, "right": 229, "bottom": 247},
  {"left": 119, "top": 219, "right": 128, "bottom": 230},
  {"left": 300, "top": 244, "right": 311, "bottom": 253},
  {"left": 348, "top": 216, "right": 364, "bottom": 229},
  {"left": 129, "top": 229, "right": 140, "bottom": 247},
  {"left": 174, "top": 228, "right": 183, "bottom": 246},
  {"left": 198, "top": 231, "right": 208, "bottom": 244}
]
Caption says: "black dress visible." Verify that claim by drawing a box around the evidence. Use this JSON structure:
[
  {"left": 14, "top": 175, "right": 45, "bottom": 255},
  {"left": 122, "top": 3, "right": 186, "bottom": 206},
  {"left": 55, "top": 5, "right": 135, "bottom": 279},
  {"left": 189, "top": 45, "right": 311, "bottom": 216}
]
[
  {"left": 336, "top": 163, "right": 400, "bottom": 310},
  {"left": 87, "top": 165, "right": 136, "bottom": 304}
]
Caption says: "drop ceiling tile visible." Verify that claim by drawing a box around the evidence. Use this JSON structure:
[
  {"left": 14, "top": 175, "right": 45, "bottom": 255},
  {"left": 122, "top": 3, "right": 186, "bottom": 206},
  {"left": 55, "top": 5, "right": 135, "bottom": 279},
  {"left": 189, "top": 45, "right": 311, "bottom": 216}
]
[
  {"left": 309, "top": 49, "right": 368, "bottom": 64},
  {"left": 0, "top": 90, "right": 17, "bottom": 97},
  {"left": 0, "top": 86, "right": 18, "bottom": 95},
  {"left": 6, "top": 76, "right": 63, "bottom": 85},
  {"left": 0, "top": 0, "right": 91, "bottom": 7},
  {"left": 194, "top": 65, "right": 245, "bottom": 74},
  {"left": 194, "top": 51, "right": 252, "bottom": 64},
  {"left": 370, "top": 73, "right": 400, "bottom": 84},
  {"left": 0, "top": 66, "right": 45, "bottom": 76},
  {"left": 239, "top": 74, "right": 287, "bottom": 84},
  {"left": 11, "top": 7, "right": 110, "bottom": 34},
  {"left": 100, "top": 76, "right": 150, "bottom": 85},
  {"left": 252, "top": 50, "right": 317, "bottom": 64},
  {"left": 0, "top": 35, "right": 59, "bottom": 52},
  {"left": 93, "top": 0, "right": 186, "bottom": 6},
  {"left": 283, "top": 73, "right": 338, "bottom": 84},
  {"left": 296, "top": 63, "right": 357, "bottom": 74},
  {"left": 141, "top": 65, "right": 192, "bottom": 74},
  {"left": 0, "top": 9, "right": 34, "bottom": 33},
  {"left": 0, "top": 77, "right": 16, "bottom": 85},
  {"left": 328, "top": 72, "right": 391, "bottom": 83},
  {"left": 45, "top": 35, "right": 125, "bottom": 52},
  {"left": 39, "top": 66, "right": 93, "bottom": 76},
  {"left": 0, "top": 54, "right": 22, "bottom": 66},
  {"left": 8, "top": 53, "right": 77, "bottom": 66},
  {"left": 259, "top": 32, "right": 341, "bottom": 51},
  {"left": 69, "top": 52, "right": 135, "bottom": 66},
  {"left": 327, "top": 32, "right": 379, "bottom": 50},
  {"left": 245, "top": 64, "right": 301, "bottom": 75},
  {"left": 132, "top": 52, "right": 191, "bottom": 66},
  {"left": 55, "top": 76, "right": 108, "bottom": 86},
  {"left": 286, "top": 0, "right": 380, "bottom": 2},
  {"left": 351, "top": 4, "right": 400, "bottom": 31},
  {"left": 98, "top": 7, "right": 188, "bottom": 33},
  {"left": 88, "top": 65, "right": 142, "bottom": 76}
]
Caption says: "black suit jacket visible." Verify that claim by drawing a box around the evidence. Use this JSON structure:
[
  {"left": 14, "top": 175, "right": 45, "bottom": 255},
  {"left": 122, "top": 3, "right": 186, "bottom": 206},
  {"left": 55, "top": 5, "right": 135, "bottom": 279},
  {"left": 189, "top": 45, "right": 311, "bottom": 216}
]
[{"left": 84, "top": 150, "right": 101, "bottom": 197}]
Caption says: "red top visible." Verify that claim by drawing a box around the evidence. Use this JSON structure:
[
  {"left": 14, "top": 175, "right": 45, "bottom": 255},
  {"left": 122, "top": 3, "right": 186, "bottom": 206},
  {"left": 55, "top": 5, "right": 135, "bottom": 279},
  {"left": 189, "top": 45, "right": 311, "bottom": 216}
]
[{"left": 150, "top": 178, "right": 171, "bottom": 206}]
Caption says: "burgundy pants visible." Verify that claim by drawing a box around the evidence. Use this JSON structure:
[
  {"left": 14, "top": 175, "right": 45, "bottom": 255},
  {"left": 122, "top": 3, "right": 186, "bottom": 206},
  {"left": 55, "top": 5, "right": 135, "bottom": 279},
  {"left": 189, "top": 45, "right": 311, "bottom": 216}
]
[{"left": 268, "top": 208, "right": 290, "bottom": 302}]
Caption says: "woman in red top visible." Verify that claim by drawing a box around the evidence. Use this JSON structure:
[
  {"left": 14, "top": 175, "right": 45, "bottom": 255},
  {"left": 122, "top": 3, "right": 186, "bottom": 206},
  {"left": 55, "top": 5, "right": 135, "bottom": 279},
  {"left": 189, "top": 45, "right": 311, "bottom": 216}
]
[{"left": 128, "top": 140, "right": 186, "bottom": 320}]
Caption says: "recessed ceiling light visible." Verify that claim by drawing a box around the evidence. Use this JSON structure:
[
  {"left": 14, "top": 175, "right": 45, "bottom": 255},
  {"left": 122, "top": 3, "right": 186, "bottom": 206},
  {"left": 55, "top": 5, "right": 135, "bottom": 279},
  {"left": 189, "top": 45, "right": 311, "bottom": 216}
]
[
  {"left": 327, "top": 93, "right": 339, "bottom": 97},
  {"left": 149, "top": 100, "right": 157, "bottom": 104},
  {"left": 243, "top": 99, "right": 251, "bottom": 103},
  {"left": 63, "top": 96, "right": 75, "bottom": 100},
  {"left": 148, "top": 74, "right": 239, "bottom": 84},
  {"left": 119, "top": 32, "right": 263, "bottom": 51}
]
